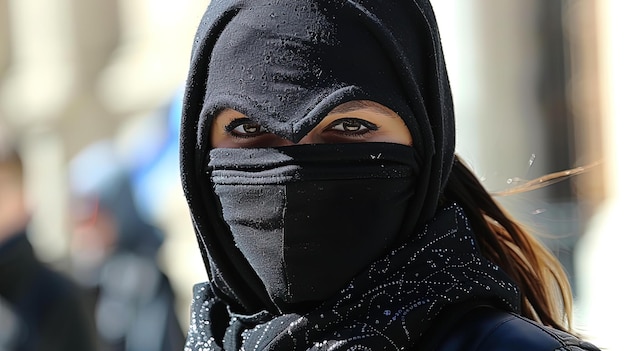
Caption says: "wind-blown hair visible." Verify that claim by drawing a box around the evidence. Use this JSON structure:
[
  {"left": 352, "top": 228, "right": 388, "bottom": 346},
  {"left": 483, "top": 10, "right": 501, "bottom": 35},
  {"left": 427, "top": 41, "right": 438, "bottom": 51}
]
[{"left": 444, "top": 156, "right": 573, "bottom": 332}]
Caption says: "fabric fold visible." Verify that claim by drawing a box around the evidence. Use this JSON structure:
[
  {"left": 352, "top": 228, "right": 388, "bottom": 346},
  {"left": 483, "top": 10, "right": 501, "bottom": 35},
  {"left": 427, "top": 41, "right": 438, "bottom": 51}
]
[
  {"left": 184, "top": 204, "right": 520, "bottom": 351},
  {"left": 208, "top": 143, "right": 419, "bottom": 310}
]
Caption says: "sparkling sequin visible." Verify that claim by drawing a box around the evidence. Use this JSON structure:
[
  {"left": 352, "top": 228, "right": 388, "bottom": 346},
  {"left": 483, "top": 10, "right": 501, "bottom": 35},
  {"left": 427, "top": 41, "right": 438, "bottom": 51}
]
[{"left": 184, "top": 204, "right": 520, "bottom": 350}]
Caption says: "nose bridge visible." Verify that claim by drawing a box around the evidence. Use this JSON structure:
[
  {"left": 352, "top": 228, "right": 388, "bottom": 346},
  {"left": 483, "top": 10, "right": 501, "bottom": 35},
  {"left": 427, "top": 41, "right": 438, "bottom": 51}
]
[{"left": 296, "top": 131, "right": 319, "bottom": 145}]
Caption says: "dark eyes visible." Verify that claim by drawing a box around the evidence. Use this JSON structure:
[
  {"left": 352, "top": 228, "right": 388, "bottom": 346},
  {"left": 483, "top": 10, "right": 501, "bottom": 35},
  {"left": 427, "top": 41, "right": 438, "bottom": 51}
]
[
  {"left": 223, "top": 118, "right": 378, "bottom": 139},
  {"left": 224, "top": 119, "right": 268, "bottom": 138},
  {"left": 327, "top": 118, "right": 378, "bottom": 134}
]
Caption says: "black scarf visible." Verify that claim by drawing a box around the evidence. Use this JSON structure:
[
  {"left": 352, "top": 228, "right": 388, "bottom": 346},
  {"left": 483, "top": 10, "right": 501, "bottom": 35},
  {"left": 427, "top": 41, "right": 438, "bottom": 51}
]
[
  {"left": 181, "top": 0, "right": 457, "bottom": 314},
  {"left": 208, "top": 143, "right": 419, "bottom": 311},
  {"left": 184, "top": 204, "right": 520, "bottom": 350}
]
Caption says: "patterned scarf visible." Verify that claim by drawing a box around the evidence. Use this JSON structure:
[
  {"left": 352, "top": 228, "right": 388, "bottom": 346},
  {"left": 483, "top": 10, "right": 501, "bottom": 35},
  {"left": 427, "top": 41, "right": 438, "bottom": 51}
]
[{"left": 185, "top": 204, "right": 520, "bottom": 350}]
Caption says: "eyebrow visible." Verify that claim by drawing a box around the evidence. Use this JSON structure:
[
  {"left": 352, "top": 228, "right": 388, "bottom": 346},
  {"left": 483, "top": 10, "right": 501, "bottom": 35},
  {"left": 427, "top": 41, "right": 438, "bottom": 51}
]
[{"left": 328, "top": 100, "right": 393, "bottom": 115}]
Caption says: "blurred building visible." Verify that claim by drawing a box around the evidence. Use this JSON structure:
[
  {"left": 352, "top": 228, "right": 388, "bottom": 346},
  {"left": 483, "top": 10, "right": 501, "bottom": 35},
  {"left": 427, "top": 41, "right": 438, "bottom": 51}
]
[
  {"left": 0, "top": 0, "right": 207, "bottom": 328},
  {"left": 0, "top": 0, "right": 621, "bottom": 348},
  {"left": 432, "top": 0, "right": 605, "bottom": 297}
]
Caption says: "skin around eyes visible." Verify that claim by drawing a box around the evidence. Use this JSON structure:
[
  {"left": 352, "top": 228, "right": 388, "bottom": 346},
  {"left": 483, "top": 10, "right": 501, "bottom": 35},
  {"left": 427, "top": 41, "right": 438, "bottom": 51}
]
[{"left": 210, "top": 100, "right": 413, "bottom": 148}]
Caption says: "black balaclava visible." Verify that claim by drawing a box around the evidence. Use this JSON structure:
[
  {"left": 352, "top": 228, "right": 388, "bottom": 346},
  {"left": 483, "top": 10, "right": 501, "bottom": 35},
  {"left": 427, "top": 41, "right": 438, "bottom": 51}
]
[{"left": 180, "top": 0, "right": 456, "bottom": 314}]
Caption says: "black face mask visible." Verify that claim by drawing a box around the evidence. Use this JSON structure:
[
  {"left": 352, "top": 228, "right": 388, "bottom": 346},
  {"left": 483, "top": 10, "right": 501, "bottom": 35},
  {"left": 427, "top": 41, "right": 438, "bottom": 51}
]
[
  {"left": 208, "top": 143, "right": 418, "bottom": 310},
  {"left": 182, "top": 0, "right": 456, "bottom": 313}
]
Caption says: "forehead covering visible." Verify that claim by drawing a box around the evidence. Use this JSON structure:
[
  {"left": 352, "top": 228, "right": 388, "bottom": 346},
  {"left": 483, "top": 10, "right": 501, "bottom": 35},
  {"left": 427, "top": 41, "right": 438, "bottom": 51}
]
[
  {"left": 180, "top": 0, "right": 456, "bottom": 313},
  {"left": 204, "top": 1, "right": 414, "bottom": 141}
]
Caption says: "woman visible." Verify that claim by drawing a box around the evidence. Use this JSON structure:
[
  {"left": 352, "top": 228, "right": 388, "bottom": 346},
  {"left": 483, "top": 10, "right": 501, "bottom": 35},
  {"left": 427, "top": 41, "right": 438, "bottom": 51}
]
[{"left": 179, "top": 0, "right": 600, "bottom": 350}]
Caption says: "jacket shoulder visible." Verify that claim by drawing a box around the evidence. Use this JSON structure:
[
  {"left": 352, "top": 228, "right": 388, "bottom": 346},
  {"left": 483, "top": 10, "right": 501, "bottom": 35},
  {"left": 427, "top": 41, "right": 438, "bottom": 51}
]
[{"left": 432, "top": 307, "right": 600, "bottom": 351}]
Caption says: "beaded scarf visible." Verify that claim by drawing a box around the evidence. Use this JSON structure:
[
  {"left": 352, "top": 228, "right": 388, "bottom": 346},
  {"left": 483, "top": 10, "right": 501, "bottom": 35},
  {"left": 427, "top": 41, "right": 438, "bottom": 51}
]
[{"left": 184, "top": 203, "right": 520, "bottom": 350}]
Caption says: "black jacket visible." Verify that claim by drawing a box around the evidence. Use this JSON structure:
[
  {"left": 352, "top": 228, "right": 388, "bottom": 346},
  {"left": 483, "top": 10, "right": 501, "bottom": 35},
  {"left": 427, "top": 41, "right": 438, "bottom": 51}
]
[
  {"left": 429, "top": 307, "right": 600, "bottom": 351},
  {"left": 0, "top": 231, "right": 95, "bottom": 351}
]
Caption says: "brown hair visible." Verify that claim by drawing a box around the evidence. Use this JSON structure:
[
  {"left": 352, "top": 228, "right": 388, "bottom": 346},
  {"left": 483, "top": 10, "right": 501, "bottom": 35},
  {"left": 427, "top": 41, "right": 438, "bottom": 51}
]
[{"left": 444, "top": 155, "right": 573, "bottom": 332}]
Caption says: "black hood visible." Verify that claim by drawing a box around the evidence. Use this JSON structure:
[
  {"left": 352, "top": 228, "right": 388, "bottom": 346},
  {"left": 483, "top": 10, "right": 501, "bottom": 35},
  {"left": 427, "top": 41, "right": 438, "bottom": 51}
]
[{"left": 180, "top": 0, "right": 455, "bottom": 313}]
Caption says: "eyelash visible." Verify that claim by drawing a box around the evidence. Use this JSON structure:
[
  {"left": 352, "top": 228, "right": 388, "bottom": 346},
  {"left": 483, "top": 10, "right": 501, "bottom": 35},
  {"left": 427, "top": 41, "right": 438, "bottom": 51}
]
[
  {"left": 224, "top": 118, "right": 268, "bottom": 139},
  {"left": 325, "top": 118, "right": 379, "bottom": 136},
  {"left": 223, "top": 117, "right": 379, "bottom": 139}
]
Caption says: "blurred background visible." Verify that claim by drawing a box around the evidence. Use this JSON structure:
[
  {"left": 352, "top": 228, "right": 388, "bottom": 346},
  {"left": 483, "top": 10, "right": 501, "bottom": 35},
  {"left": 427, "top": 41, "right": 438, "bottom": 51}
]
[{"left": 0, "top": 0, "right": 623, "bottom": 349}]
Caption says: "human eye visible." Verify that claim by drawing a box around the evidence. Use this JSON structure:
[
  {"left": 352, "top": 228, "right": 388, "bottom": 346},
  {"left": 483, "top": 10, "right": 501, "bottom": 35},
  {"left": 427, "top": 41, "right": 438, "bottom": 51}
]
[
  {"left": 224, "top": 118, "right": 268, "bottom": 138},
  {"left": 326, "top": 118, "right": 379, "bottom": 135}
]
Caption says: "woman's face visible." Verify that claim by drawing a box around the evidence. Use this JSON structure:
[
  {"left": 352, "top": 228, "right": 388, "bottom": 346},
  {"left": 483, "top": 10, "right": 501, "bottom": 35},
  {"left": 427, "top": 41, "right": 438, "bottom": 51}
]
[{"left": 211, "top": 100, "right": 412, "bottom": 148}]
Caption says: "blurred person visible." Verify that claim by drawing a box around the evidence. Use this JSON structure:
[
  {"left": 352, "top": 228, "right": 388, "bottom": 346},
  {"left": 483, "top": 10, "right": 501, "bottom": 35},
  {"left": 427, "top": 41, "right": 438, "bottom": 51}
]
[
  {"left": 68, "top": 141, "right": 184, "bottom": 351},
  {"left": 0, "top": 140, "right": 95, "bottom": 351},
  {"left": 179, "top": 0, "right": 600, "bottom": 350}
]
